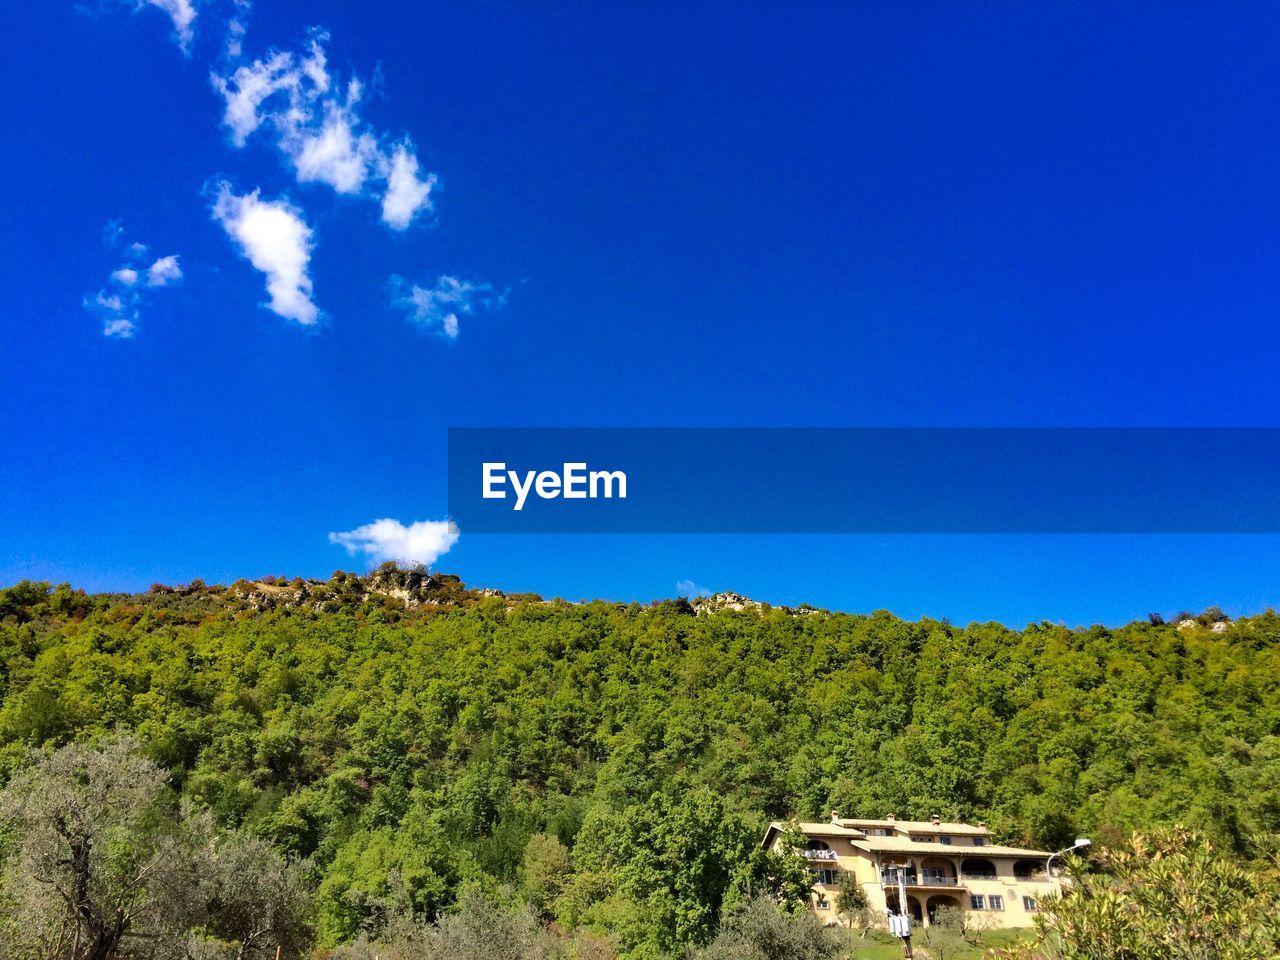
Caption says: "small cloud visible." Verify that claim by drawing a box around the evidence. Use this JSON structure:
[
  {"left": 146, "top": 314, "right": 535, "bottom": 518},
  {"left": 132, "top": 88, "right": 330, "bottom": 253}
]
[
  {"left": 329, "top": 518, "right": 460, "bottom": 568},
  {"left": 676, "top": 579, "right": 712, "bottom": 599},
  {"left": 142, "top": 0, "right": 197, "bottom": 53},
  {"left": 381, "top": 144, "right": 437, "bottom": 230},
  {"left": 389, "top": 274, "right": 505, "bottom": 339},
  {"left": 223, "top": 1, "right": 250, "bottom": 59},
  {"left": 85, "top": 224, "right": 182, "bottom": 337},
  {"left": 211, "top": 182, "right": 318, "bottom": 325},
  {"left": 146, "top": 255, "right": 182, "bottom": 287},
  {"left": 102, "top": 317, "right": 138, "bottom": 338},
  {"left": 86, "top": 290, "right": 137, "bottom": 339}
]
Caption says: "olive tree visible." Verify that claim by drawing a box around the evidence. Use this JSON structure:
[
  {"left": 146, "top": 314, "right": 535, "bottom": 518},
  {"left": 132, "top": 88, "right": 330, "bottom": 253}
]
[
  {"left": 693, "top": 896, "right": 848, "bottom": 960},
  {"left": 0, "top": 738, "right": 310, "bottom": 960},
  {"left": 996, "top": 827, "right": 1280, "bottom": 960}
]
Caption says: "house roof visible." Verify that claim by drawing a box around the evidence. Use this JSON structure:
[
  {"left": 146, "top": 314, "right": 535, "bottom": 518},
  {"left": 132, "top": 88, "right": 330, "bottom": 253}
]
[
  {"left": 850, "top": 820, "right": 988, "bottom": 835},
  {"left": 761, "top": 820, "right": 1049, "bottom": 858},
  {"left": 850, "top": 836, "right": 1051, "bottom": 858}
]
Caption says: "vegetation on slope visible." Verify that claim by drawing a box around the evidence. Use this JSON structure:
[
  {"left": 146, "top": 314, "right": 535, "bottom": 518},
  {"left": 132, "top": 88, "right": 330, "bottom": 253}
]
[{"left": 0, "top": 570, "right": 1276, "bottom": 956}]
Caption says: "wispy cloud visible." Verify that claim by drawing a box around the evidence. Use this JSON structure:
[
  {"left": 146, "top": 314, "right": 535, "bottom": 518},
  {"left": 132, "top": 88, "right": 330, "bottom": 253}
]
[
  {"left": 84, "top": 226, "right": 183, "bottom": 338},
  {"left": 223, "top": 0, "right": 250, "bottom": 59},
  {"left": 212, "top": 183, "right": 318, "bottom": 325},
  {"left": 389, "top": 274, "right": 505, "bottom": 339},
  {"left": 141, "top": 0, "right": 197, "bottom": 53},
  {"left": 676, "top": 579, "right": 712, "bottom": 599},
  {"left": 329, "top": 518, "right": 460, "bottom": 568},
  {"left": 212, "top": 31, "right": 437, "bottom": 230}
]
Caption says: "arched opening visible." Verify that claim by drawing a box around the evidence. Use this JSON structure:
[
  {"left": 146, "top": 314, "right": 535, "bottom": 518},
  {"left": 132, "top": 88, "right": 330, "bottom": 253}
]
[
  {"left": 960, "top": 857, "right": 997, "bottom": 880},
  {"left": 926, "top": 894, "right": 961, "bottom": 924},
  {"left": 919, "top": 856, "right": 957, "bottom": 885},
  {"left": 906, "top": 896, "right": 923, "bottom": 923},
  {"left": 1014, "top": 858, "right": 1045, "bottom": 881}
]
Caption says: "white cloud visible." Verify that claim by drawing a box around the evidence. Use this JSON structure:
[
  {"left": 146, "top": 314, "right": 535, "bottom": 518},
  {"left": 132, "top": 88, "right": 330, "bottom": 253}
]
[
  {"left": 212, "top": 48, "right": 300, "bottom": 145},
  {"left": 329, "top": 518, "right": 460, "bottom": 568},
  {"left": 102, "top": 317, "right": 138, "bottom": 338},
  {"left": 212, "top": 32, "right": 438, "bottom": 229},
  {"left": 86, "top": 291, "right": 137, "bottom": 339},
  {"left": 147, "top": 255, "right": 183, "bottom": 287},
  {"left": 287, "top": 88, "right": 379, "bottom": 194},
  {"left": 86, "top": 226, "right": 182, "bottom": 337},
  {"left": 143, "top": 0, "right": 196, "bottom": 52},
  {"left": 390, "top": 274, "right": 504, "bottom": 339},
  {"left": 676, "top": 579, "right": 712, "bottom": 599},
  {"left": 381, "top": 144, "right": 437, "bottom": 230},
  {"left": 212, "top": 183, "right": 317, "bottom": 325}
]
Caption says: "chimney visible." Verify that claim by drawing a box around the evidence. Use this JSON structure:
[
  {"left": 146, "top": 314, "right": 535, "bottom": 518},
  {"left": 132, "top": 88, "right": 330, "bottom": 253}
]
[
  {"left": 931, "top": 814, "right": 941, "bottom": 826},
  {"left": 977, "top": 821, "right": 988, "bottom": 830},
  {"left": 885, "top": 813, "right": 896, "bottom": 822},
  {"left": 831, "top": 810, "right": 841, "bottom": 823}
]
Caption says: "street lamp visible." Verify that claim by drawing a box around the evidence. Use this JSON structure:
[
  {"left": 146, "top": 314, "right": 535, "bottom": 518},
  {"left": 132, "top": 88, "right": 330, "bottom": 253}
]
[{"left": 1046, "top": 837, "right": 1091, "bottom": 879}]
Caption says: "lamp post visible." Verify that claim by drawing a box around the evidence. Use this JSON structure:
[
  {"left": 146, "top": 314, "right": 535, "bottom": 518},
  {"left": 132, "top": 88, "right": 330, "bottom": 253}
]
[
  {"left": 1046, "top": 837, "right": 1091, "bottom": 880},
  {"left": 1045, "top": 839, "right": 1090, "bottom": 960}
]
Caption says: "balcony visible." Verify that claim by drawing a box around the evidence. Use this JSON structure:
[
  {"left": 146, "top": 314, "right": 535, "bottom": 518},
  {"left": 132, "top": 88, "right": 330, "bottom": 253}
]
[{"left": 805, "top": 848, "right": 839, "bottom": 862}]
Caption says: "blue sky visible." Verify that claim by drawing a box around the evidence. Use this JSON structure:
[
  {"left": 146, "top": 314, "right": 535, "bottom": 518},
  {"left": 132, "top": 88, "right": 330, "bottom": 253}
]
[{"left": 3, "top": 1, "right": 1280, "bottom": 625}]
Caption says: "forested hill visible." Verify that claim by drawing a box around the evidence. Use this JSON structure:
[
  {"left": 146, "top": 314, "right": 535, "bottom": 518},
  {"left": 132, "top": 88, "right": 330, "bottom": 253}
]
[{"left": 0, "top": 570, "right": 1277, "bottom": 952}]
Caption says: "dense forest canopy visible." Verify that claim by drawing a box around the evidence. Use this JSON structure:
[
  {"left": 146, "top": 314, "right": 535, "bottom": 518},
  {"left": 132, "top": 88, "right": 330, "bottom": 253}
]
[{"left": 0, "top": 569, "right": 1276, "bottom": 955}]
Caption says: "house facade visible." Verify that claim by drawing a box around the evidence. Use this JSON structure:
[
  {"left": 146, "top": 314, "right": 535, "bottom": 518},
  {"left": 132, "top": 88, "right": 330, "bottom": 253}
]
[{"left": 760, "top": 812, "right": 1058, "bottom": 929}]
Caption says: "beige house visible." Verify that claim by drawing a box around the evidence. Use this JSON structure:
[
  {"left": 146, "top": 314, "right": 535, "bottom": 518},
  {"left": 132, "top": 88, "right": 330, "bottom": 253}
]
[{"left": 760, "top": 812, "right": 1058, "bottom": 929}]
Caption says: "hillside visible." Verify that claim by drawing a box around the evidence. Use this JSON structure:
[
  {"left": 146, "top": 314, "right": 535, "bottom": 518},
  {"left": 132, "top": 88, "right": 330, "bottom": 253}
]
[{"left": 0, "top": 570, "right": 1277, "bottom": 955}]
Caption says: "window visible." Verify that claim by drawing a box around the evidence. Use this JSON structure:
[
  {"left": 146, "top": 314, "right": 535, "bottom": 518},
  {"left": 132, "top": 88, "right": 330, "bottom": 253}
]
[
  {"left": 969, "top": 895, "right": 985, "bottom": 909},
  {"left": 988, "top": 895, "right": 1005, "bottom": 911},
  {"left": 972, "top": 837, "right": 986, "bottom": 846},
  {"left": 816, "top": 895, "right": 830, "bottom": 909},
  {"left": 915, "top": 835, "right": 935, "bottom": 843},
  {"left": 813, "top": 868, "right": 838, "bottom": 886},
  {"left": 1023, "top": 897, "right": 1038, "bottom": 912},
  {"left": 940, "top": 836, "right": 953, "bottom": 845}
]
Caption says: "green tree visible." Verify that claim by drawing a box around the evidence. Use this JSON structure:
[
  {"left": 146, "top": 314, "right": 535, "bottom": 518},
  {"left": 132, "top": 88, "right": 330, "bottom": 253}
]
[
  {"left": 835, "top": 870, "right": 868, "bottom": 929},
  {"left": 520, "top": 833, "right": 573, "bottom": 917}
]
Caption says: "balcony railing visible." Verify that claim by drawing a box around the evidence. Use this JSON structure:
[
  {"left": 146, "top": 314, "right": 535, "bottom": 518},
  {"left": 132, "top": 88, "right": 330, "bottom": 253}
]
[
  {"left": 880, "top": 875, "right": 961, "bottom": 888},
  {"left": 804, "top": 849, "right": 838, "bottom": 861},
  {"left": 960, "top": 872, "right": 998, "bottom": 881}
]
